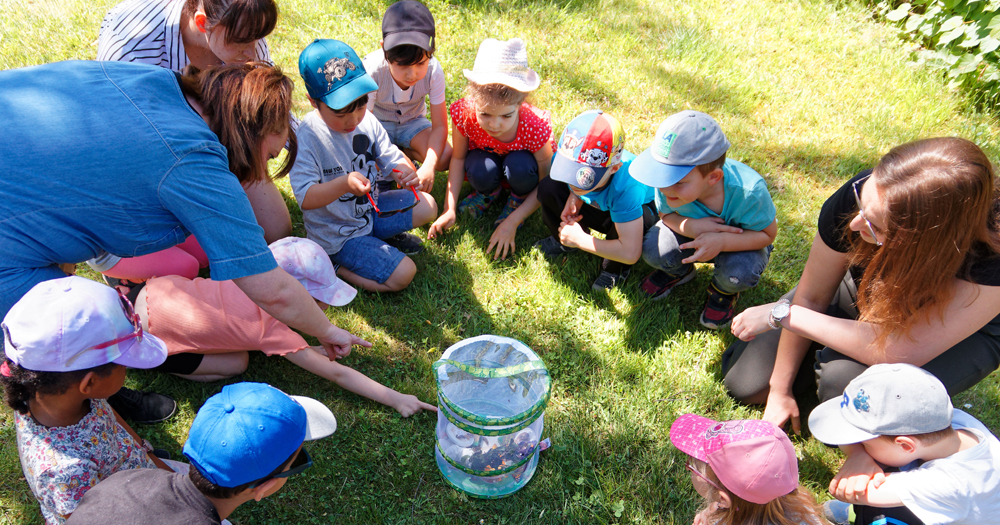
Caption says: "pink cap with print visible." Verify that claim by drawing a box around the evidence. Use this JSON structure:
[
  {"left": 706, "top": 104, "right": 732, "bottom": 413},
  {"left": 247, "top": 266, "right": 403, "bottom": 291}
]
[
  {"left": 269, "top": 237, "right": 357, "bottom": 307},
  {"left": 669, "top": 414, "right": 798, "bottom": 504}
]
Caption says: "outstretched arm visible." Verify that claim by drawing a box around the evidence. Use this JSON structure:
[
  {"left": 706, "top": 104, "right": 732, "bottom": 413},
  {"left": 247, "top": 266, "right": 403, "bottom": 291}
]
[
  {"left": 283, "top": 347, "right": 436, "bottom": 417},
  {"left": 234, "top": 268, "right": 371, "bottom": 360}
]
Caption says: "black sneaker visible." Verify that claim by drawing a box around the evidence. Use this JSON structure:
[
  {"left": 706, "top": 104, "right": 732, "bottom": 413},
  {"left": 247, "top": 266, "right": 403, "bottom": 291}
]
[
  {"left": 592, "top": 266, "right": 631, "bottom": 292},
  {"left": 639, "top": 267, "right": 696, "bottom": 301},
  {"left": 384, "top": 232, "right": 424, "bottom": 255},
  {"left": 108, "top": 387, "right": 177, "bottom": 424},
  {"left": 534, "top": 236, "right": 577, "bottom": 259},
  {"left": 700, "top": 285, "right": 739, "bottom": 330}
]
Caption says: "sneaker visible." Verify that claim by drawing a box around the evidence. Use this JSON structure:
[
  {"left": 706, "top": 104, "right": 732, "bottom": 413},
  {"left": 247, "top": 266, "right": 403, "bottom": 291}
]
[
  {"left": 823, "top": 500, "right": 852, "bottom": 525},
  {"left": 494, "top": 193, "right": 527, "bottom": 227},
  {"left": 108, "top": 387, "right": 177, "bottom": 424},
  {"left": 383, "top": 232, "right": 424, "bottom": 255},
  {"left": 592, "top": 263, "right": 631, "bottom": 292},
  {"left": 639, "top": 267, "right": 696, "bottom": 301},
  {"left": 102, "top": 274, "right": 145, "bottom": 295},
  {"left": 534, "top": 236, "right": 577, "bottom": 259},
  {"left": 151, "top": 448, "right": 172, "bottom": 461},
  {"left": 700, "top": 285, "right": 739, "bottom": 330},
  {"left": 458, "top": 187, "right": 502, "bottom": 219}
]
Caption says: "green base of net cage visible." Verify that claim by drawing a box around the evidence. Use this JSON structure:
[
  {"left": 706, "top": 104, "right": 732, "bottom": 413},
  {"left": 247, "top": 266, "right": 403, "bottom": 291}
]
[{"left": 433, "top": 335, "right": 550, "bottom": 498}]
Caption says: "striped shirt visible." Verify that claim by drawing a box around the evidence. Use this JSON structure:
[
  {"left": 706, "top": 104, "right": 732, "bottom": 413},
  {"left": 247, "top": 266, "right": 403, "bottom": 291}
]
[{"left": 96, "top": 0, "right": 272, "bottom": 71}]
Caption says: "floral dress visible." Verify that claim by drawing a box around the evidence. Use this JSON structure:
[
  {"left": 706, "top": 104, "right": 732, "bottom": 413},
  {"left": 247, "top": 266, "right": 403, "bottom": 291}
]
[{"left": 15, "top": 398, "right": 155, "bottom": 524}]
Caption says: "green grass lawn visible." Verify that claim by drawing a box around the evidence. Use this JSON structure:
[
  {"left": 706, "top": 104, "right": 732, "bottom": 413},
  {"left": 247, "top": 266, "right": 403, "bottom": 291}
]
[{"left": 2, "top": 0, "right": 1000, "bottom": 523}]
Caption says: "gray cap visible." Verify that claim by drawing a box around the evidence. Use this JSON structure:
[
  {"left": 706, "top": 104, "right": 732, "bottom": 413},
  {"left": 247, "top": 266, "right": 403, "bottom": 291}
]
[
  {"left": 808, "top": 363, "right": 953, "bottom": 445},
  {"left": 629, "top": 110, "right": 730, "bottom": 188}
]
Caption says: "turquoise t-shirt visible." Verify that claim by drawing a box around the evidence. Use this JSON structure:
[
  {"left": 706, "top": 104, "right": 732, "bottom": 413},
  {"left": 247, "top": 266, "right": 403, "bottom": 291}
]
[
  {"left": 578, "top": 152, "right": 655, "bottom": 223},
  {"left": 654, "top": 159, "right": 776, "bottom": 231}
]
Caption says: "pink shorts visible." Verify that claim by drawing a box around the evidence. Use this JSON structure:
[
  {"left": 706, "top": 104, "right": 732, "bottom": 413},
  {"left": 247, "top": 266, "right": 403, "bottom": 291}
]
[{"left": 146, "top": 275, "right": 308, "bottom": 357}]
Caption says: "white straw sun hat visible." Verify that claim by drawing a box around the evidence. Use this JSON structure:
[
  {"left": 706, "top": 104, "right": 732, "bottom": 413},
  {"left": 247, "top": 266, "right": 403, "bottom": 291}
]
[{"left": 462, "top": 38, "right": 540, "bottom": 93}]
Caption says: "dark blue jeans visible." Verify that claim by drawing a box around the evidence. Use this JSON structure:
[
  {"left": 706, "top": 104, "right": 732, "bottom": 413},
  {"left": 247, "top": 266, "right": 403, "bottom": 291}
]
[
  {"left": 641, "top": 221, "right": 772, "bottom": 295},
  {"left": 465, "top": 149, "right": 539, "bottom": 196}
]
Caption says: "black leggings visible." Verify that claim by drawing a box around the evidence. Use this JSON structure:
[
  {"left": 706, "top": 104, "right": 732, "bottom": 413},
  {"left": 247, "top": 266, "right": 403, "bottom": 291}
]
[
  {"left": 721, "top": 273, "right": 1000, "bottom": 403},
  {"left": 536, "top": 175, "right": 656, "bottom": 274}
]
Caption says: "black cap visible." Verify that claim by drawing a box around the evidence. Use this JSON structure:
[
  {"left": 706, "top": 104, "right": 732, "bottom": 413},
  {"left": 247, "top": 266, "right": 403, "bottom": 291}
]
[{"left": 382, "top": 1, "right": 435, "bottom": 51}]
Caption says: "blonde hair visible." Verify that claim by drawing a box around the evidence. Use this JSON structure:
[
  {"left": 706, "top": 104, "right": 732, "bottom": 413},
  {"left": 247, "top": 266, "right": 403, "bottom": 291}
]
[
  {"left": 691, "top": 461, "right": 830, "bottom": 525},
  {"left": 178, "top": 62, "right": 296, "bottom": 183}
]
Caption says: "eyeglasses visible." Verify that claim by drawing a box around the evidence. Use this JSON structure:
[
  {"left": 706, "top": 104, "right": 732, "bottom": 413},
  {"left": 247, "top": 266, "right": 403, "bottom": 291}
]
[
  {"left": 366, "top": 185, "right": 421, "bottom": 217},
  {"left": 91, "top": 288, "right": 143, "bottom": 350},
  {"left": 686, "top": 462, "right": 723, "bottom": 492},
  {"left": 247, "top": 447, "right": 313, "bottom": 489},
  {"left": 852, "top": 178, "right": 883, "bottom": 247}
]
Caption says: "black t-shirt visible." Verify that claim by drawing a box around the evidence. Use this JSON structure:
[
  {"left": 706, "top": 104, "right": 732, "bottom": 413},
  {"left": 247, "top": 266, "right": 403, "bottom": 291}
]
[
  {"left": 66, "top": 468, "right": 221, "bottom": 525},
  {"left": 817, "top": 170, "right": 1000, "bottom": 286}
]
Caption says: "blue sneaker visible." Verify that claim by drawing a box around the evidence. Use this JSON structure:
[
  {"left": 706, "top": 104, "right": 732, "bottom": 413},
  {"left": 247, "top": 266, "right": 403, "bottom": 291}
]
[
  {"left": 458, "top": 187, "right": 502, "bottom": 219},
  {"left": 494, "top": 193, "right": 527, "bottom": 227},
  {"left": 823, "top": 500, "right": 852, "bottom": 525}
]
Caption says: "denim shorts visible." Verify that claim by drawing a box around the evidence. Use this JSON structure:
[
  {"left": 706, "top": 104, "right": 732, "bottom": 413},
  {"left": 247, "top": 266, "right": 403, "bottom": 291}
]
[
  {"left": 379, "top": 117, "right": 432, "bottom": 150},
  {"left": 329, "top": 189, "right": 416, "bottom": 284}
]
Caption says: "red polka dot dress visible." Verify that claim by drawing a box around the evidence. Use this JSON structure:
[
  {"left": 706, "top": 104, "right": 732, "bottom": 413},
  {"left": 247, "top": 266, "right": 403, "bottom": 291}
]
[{"left": 449, "top": 98, "right": 554, "bottom": 156}]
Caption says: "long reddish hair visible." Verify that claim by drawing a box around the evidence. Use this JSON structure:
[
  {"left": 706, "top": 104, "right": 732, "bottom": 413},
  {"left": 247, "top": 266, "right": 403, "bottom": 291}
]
[
  {"left": 848, "top": 137, "right": 1000, "bottom": 348},
  {"left": 178, "top": 62, "right": 296, "bottom": 184}
]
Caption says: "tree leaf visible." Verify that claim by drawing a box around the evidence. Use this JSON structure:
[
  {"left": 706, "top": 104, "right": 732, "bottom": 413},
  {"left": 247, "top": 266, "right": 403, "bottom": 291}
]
[
  {"left": 981, "top": 35, "right": 1000, "bottom": 52},
  {"left": 906, "top": 13, "right": 925, "bottom": 31},
  {"left": 886, "top": 4, "right": 911, "bottom": 21},
  {"left": 940, "top": 15, "right": 966, "bottom": 32},
  {"left": 939, "top": 25, "right": 968, "bottom": 44},
  {"left": 953, "top": 53, "right": 982, "bottom": 74}
]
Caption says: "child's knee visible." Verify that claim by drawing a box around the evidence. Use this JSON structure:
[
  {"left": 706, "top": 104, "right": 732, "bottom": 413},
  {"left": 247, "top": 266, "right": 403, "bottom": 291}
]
[
  {"left": 642, "top": 224, "right": 687, "bottom": 270},
  {"left": 465, "top": 150, "right": 502, "bottom": 193},
  {"left": 715, "top": 252, "right": 769, "bottom": 292},
  {"left": 383, "top": 257, "right": 416, "bottom": 291},
  {"left": 503, "top": 151, "right": 539, "bottom": 196},
  {"left": 435, "top": 143, "right": 453, "bottom": 171},
  {"left": 413, "top": 193, "right": 438, "bottom": 226}
]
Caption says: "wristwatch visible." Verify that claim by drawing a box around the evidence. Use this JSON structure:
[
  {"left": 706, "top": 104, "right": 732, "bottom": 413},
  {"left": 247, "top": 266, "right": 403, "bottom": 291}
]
[{"left": 768, "top": 299, "right": 791, "bottom": 330}]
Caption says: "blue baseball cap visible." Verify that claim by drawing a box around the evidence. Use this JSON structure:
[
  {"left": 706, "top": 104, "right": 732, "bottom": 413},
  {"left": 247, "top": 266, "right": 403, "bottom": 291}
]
[
  {"left": 183, "top": 382, "right": 337, "bottom": 488},
  {"left": 630, "top": 111, "right": 730, "bottom": 188},
  {"left": 550, "top": 110, "right": 626, "bottom": 191},
  {"left": 299, "top": 39, "right": 378, "bottom": 111}
]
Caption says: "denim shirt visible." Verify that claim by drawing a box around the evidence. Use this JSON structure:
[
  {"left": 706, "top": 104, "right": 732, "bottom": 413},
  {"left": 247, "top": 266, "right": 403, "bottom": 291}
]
[{"left": 0, "top": 61, "right": 275, "bottom": 316}]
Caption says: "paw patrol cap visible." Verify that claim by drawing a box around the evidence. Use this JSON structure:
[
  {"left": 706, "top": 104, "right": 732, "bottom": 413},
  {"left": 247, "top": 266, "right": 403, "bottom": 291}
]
[
  {"left": 630, "top": 110, "right": 730, "bottom": 188},
  {"left": 670, "top": 415, "right": 798, "bottom": 504},
  {"left": 550, "top": 110, "right": 626, "bottom": 191},
  {"left": 299, "top": 39, "right": 378, "bottom": 111},
  {"left": 808, "top": 363, "right": 954, "bottom": 445}
]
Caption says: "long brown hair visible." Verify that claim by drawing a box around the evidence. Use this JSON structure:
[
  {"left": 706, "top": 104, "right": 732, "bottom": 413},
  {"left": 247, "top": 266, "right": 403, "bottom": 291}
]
[
  {"left": 848, "top": 137, "right": 1000, "bottom": 348},
  {"left": 178, "top": 62, "right": 297, "bottom": 184},
  {"left": 183, "top": 0, "right": 278, "bottom": 45},
  {"left": 693, "top": 462, "right": 829, "bottom": 525}
]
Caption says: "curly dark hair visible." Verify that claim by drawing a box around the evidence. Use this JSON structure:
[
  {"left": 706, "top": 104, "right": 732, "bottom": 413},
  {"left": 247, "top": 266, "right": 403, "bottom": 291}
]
[{"left": 1, "top": 358, "right": 119, "bottom": 414}]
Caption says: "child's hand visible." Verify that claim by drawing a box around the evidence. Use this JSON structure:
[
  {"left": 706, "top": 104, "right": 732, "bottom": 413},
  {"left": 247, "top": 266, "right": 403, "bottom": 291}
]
[
  {"left": 427, "top": 211, "right": 455, "bottom": 239},
  {"left": 558, "top": 221, "right": 589, "bottom": 249},
  {"left": 560, "top": 194, "right": 584, "bottom": 224},
  {"left": 319, "top": 326, "right": 372, "bottom": 361},
  {"left": 391, "top": 165, "right": 419, "bottom": 189},
  {"left": 487, "top": 220, "right": 519, "bottom": 260},
  {"left": 347, "top": 171, "right": 371, "bottom": 195},
  {"left": 831, "top": 446, "right": 886, "bottom": 503},
  {"left": 416, "top": 165, "right": 435, "bottom": 193},
  {"left": 762, "top": 389, "right": 802, "bottom": 435},
  {"left": 392, "top": 393, "right": 438, "bottom": 417},
  {"left": 676, "top": 216, "right": 743, "bottom": 238},
  {"left": 680, "top": 233, "right": 726, "bottom": 263}
]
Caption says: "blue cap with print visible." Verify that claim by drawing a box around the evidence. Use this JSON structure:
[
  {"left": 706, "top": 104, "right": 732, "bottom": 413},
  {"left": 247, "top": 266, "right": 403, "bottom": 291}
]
[
  {"left": 299, "top": 39, "right": 378, "bottom": 111},
  {"left": 630, "top": 110, "right": 730, "bottom": 188},
  {"left": 183, "top": 382, "right": 337, "bottom": 487}
]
